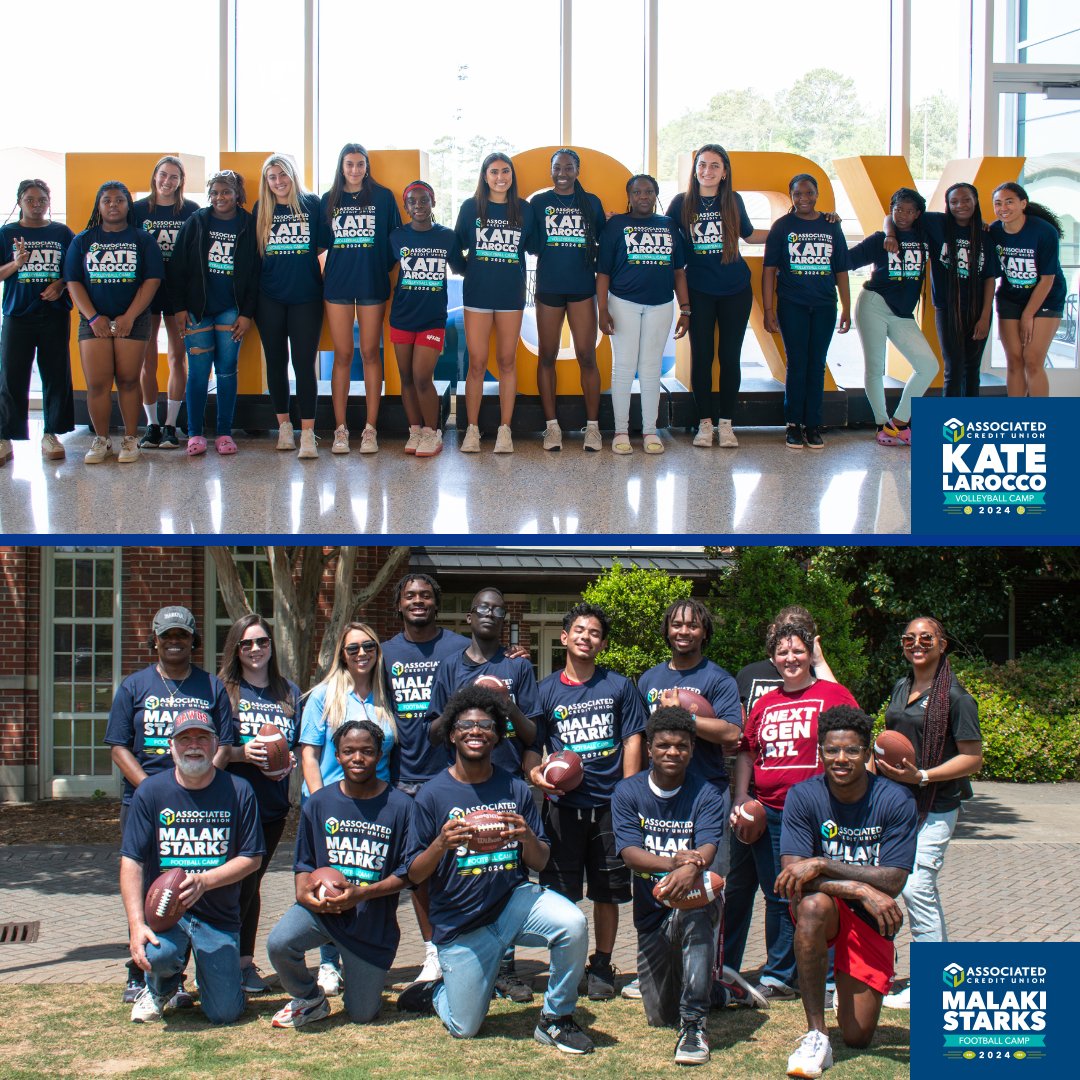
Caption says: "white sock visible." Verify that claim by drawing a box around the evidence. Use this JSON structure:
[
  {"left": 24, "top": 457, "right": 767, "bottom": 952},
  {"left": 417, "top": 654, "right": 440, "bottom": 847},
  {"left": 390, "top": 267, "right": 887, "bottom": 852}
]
[
  {"left": 143, "top": 403, "right": 157, "bottom": 426},
  {"left": 586, "top": 420, "right": 599, "bottom": 429},
  {"left": 165, "top": 399, "right": 182, "bottom": 425},
  {"left": 545, "top": 418, "right": 557, "bottom": 427}
]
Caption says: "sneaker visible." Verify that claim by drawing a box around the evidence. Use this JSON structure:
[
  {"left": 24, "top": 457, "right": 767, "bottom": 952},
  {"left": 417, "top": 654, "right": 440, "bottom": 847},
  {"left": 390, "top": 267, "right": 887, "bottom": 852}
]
[
  {"left": 786, "top": 1030, "right": 833, "bottom": 1078},
  {"left": 460, "top": 424, "right": 481, "bottom": 453},
  {"left": 397, "top": 978, "right": 438, "bottom": 1014},
  {"left": 804, "top": 427, "right": 825, "bottom": 450},
  {"left": 276, "top": 420, "right": 296, "bottom": 451},
  {"left": 543, "top": 421, "right": 562, "bottom": 451},
  {"left": 298, "top": 428, "right": 318, "bottom": 459},
  {"left": 138, "top": 423, "right": 162, "bottom": 449},
  {"left": 718, "top": 966, "right": 770, "bottom": 1009},
  {"left": 494, "top": 424, "right": 514, "bottom": 453},
  {"left": 169, "top": 982, "right": 196, "bottom": 1009},
  {"left": 41, "top": 433, "right": 65, "bottom": 460},
  {"left": 785, "top": 424, "right": 804, "bottom": 451},
  {"left": 585, "top": 955, "right": 617, "bottom": 1000},
  {"left": 359, "top": 424, "right": 378, "bottom": 453},
  {"left": 84, "top": 435, "right": 112, "bottom": 464},
  {"left": 717, "top": 419, "right": 739, "bottom": 447},
  {"left": 130, "top": 986, "right": 165, "bottom": 1023},
  {"left": 404, "top": 427, "right": 422, "bottom": 454},
  {"left": 332, "top": 425, "right": 350, "bottom": 454},
  {"left": 674, "top": 1019, "right": 710, "bottom": 1066},
  {"left": 882, "top": 420, "right": 911, "bottom": 445},
  {"left": 621, "top": 977, "right": 642, "bottom": 1000},
  {"left": 582, "top": 424, "right": 602, "bottom": 452},
  {"left": 494, "top": 966, "right": 534, "bottom": 1003},
  {"left": 693, "top": 419, "right": 715, "bottom": 447},
  {"left": 415, "top": 428, "right": 443, "bottom": 458},
  {"left": 240, "top": 962, "right": 271, "bottom": 994},
  {"left": 755, "top": 982, "right": 800, "bottom": 1002},
  {"left": 271, "top": 993, "right": 330, "bottom": 1029},
  {"left": 122, "top": 977, "right": 145, "bottom": 1004},
  {"left": 825, "top": 989, "right": 837, "bottom": 1012},
  {"left": 883, "top": 984, "right": 911, "bottom": 1009},
  {"left": 317, "top": 962, "right": 342, "bottom": 997},
  {"left": 0, "top": 438, "right": 11, "bottom": 465},
  {"left": 159, "top": 425, "right": 179, "bottom": 449},
  {"left": 534, "top": 1013, "right": 595, "bottom": 1055},
  {"left": 417, "top": 942, "right": 442, "bottom": 983}
]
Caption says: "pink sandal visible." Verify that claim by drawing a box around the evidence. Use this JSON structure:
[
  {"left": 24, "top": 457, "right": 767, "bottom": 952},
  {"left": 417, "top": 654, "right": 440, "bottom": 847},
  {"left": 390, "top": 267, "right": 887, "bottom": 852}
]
[
  {"left": 186, "top": 435, "right": 207, "bottom": 456},
  {"left": 215, "top": 435, "right": 238, "bottom": 455}
]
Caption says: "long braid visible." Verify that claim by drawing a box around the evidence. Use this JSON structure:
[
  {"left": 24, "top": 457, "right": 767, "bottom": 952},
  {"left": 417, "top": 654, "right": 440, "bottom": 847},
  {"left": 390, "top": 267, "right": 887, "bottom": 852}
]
[
  {"left": 944, "top": 183, "right": 982, "bottom": 345},
  {"left": 915, "top": 616, "right": 953, "bottom": 816}
]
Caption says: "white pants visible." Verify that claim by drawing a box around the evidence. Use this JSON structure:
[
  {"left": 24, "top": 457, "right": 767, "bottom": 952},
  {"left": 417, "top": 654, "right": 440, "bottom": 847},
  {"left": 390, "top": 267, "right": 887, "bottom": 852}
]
[{"left": 608, "top": 293, "right": 672, "bottom": 435}]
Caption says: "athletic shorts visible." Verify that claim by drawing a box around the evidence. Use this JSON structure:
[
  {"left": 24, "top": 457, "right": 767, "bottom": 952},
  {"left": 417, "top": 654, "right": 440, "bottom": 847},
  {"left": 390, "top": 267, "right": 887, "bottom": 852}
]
[
  {"left": 995, "top": 297, "right": 1063, "bottom": 321},
  {"left": 148, "top": 281, "right": 175, "bottom": 317},
  {"left": 325, "top": 297, "right": 386, "bottom": 308},
  {"left": 538, "top": 801, "right": 632, "bottom": 904},
  {"left": 390, "top": 326, "right": 446, "bottom": 350},
  {"left": 463, "top": 306, "right": 523, "bottom": 315},
  {"left": 534, "top": 291, "right": 595, "bottom": 308},
  {"left": 792, "top": 896, "right": 895, "bottom": 995},
  {"left": 78, "top": 310, "right": 153, "bottom": 342}
]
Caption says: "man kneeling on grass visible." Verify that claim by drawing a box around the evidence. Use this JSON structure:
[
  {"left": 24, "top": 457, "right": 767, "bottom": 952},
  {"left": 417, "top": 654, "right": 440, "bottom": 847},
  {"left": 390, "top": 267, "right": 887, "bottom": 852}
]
[
  {"left": 778, "top": 706, "right": 918, "bottom": 1078},
  {"left": 611, "top": 706, "right": 727, "bottom": 1066},
  {"left": 398, "top": 684, "right": 595, "bottom": 1055},
  {"left": 268, "top": 719, "right": 413, "bottom": 1028}
]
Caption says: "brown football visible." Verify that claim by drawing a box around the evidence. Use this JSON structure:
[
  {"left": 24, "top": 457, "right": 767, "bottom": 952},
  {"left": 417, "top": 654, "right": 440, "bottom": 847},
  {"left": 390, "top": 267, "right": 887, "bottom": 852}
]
[
  {"left": 144, "top": 867, "right": 187, "bottom": 931},
  {"left": 309, "top": 865, "right": 348, "bottom": 901}
]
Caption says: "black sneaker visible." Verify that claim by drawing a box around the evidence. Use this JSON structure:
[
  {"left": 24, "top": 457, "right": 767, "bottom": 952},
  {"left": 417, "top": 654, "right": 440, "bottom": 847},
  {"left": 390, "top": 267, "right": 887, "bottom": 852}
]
[
  {"left": 169, "top": 980, "right": 196, "bottom": 1009},
  {"left": 674, "top": 1019, "right": 710, "bottom": 1066},
  {"left": 138, "top": 423, "right": 162, "bottom": 448},
  {"left": 785, "top": 424, "right": 803, "bottom": 451},
  {"left": 122, "top": 977, "right": 145, "bottom": 1004},
  {"left": 755, "top": 982, "right": 799, "bottom": 1002},
  {"left": 159, "top": 425, "right": 179, "bottom": 449},
  {"left": 494, "top": 966, "right": 534, "bottom": 1003},
  {"left": 534, "top": 1013, "right": 595, "bottom": 1055},
  {"left": 804, "top": 427, "right": 825, "bottom": 450},
  {"left": 585, "top": 955, "right": 617, "bottom": 1000},
  {"left": 397, "top": 978, "right": 438, "bottom": 1014},
  {"left": 715, "top": 966, "right": 770, "bottom": 1009}
]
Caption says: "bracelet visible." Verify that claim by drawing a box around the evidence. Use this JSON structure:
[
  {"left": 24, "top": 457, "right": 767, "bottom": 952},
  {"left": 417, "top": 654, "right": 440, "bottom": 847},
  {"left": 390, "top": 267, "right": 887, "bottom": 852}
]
[
  {"left": 679, "top": 308, "right": 691, "bottom": 316},
  {"left": 88, "top": 314, "right": 102, "bottom": 325}
]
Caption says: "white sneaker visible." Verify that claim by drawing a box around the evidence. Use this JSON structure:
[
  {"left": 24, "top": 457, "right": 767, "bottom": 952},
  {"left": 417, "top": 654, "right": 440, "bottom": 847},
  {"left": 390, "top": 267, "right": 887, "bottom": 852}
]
[
  {"left": 582, "top": 423, "right": 602, "bottom": 452},
  {"left": 786, "top": 1030, "right": 833, "bottom": 1078},
  {"left": 117, "top": 435, "right": 141, "bottom": 463},
  {"left": 494, "top": 424, "right": 514, "bottom": 453},
  {"left": 272, "top": 993, "right": 331, "bottom": 1028},
  {"left": 130, "top": 986, "right": 165, "bottom": 1023},
  {"left": 717, "top": 419, "right": 739, "bottom": 448},
  {"left": 404, "top": 427, "right": 422, "bottom": 454},
  {"left": 84, "top": 435, "right": 112, "bottom": 464},
  {"left": 883, "top": 985, "right": 910, "bottom": 1009},
  {"left": 460, "top": 424, "right": 481, "bottom": 453},
  {"left": 298, "top": 428, "right": 318, "bottom": 459},
  {"left": 359, "top": 424, "right": 379, "bottom": 453},
  {"left": 417, "top": 942, "right": 442, "bottom": 983},
  {"left": 0, "top": 438, "right": 12, "bottom": 465},
  {"left": 621, "top": 977, "right": 642, "bottom": 1000},
  {"left": 543, "top": 421, "right": 562, "bottom": 451},
  {"left": 693, "top": 419, "right": 715, "bottom": 447},
  {"left": 317, "top": 962, "right": 343, "bottom": 997},
  {"left": 415, "top": 428, "right": 443, "bottom": 458},
  {"left": 332, "top": 425, "right": 350, "bottom": 454},
  {"left": 276, "top": 420, "right": 295, "bottom": 450},
  {"left": 41, "top": 433, "right": 65, "bottom": 460}
]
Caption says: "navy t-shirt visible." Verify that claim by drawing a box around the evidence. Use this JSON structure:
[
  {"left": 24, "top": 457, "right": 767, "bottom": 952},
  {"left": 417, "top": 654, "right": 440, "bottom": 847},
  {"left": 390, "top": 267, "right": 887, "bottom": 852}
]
[
  {"left": 120, "top": 767, "right": 264, "bottom": 932},
  {"left": 612, "top": 770, "right": 727, "bottom": 932},
  {"left": 667, "top": 191, "right": 754, "bottom": 296},
  {"left": 293, "top": 781, "right": 411, "bottom": 969},
  {"left": 382, "top": 628, "right": 469, "bottom": 784},
  {"left": 104, "top": 665, "right": 236, "bottom": 804},
  {"left": 0, "top": 222, "right": 74, "bottom": 317},
  {"left": 637, "top": 658, "right": 742, "bottom": 784},
  {"left": 598, "top": 214, "right": 688, "bottom": 307},
  {"left": 454, "top": 197, "right": 535, "bottom": 310},
  {"left": 534, "top": 667, "right": 647, "bottom": 808},
  {"left": 846, "top": 229, "right": 928, "bottom": 317},
  {"left": 319, "top": 184, "right": 401, "bottom": 303},
  {"left": 226, "top": 679, "right": 301, "bottom": 824},
  {"left": 132, "top": 197, "right": 199, "bottom": 265},
  {"left": 253, "top": 193, "right": 323, "bottom": 304},
  {"left": 530, "top": 189, "right": 606, "bottom": 296},
  {"left": 203, "top": 215, "right": 241, "bottom": 315},
  {"left": 921, "top": 212, "right": 998, "bottom": 311},
  {"left": 990, "top": 216, "right": 1067, "bottom": 311},
  {"left": 388, "top": 224, "right": 463, "bottom": 332},
  {"left": 764, "top": 213, "right": 849, "bottom": 307},
  {"left": 427, "top": 648, "right": 542, "bottom": 776},
  {"left": 407, "top": 767, "right": 544, "bottom": 944},
  {"left": 63, "top": 225, "right": 165, "bottom": 319}
]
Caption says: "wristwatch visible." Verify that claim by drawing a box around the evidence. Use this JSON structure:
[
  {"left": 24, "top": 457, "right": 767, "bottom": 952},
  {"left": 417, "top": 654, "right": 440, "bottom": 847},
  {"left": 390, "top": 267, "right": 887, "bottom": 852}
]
[{"left": 917, "top": 769, "right": 930, "bottom": 787}]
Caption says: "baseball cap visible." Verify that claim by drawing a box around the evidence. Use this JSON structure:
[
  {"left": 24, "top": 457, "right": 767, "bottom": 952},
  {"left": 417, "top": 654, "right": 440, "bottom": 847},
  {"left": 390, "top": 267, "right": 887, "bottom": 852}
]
[
  {"left": 153, "top": 605, "right": 196, "bottom": 636},
  {"left": 170, "top": 709, "right": 216, "bottom": 739}
]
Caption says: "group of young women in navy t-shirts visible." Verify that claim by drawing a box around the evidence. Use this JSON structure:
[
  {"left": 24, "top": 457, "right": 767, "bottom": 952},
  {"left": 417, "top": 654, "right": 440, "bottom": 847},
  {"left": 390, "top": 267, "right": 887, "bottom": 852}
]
[{"left": 0, "top": 145, "right": 1069, "bottom": 466}]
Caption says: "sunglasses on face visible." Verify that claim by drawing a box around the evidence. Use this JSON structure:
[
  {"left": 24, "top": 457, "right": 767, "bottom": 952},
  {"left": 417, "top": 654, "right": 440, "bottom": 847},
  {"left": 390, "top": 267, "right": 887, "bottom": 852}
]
[
  {"left": 472, "top": 603, "right": 507, "bottom": 619},
  {"left": 344, "top": 641, "right": 378, "bottom": 657},
  {"left": 453, "top": 717, "right": 497, "bottom": 732},
  {"left": 239, "top": 636, "right": 271, "bottom": 652},
  {"left": 900, "top": 633, "right": 938, "bottom": 649}
]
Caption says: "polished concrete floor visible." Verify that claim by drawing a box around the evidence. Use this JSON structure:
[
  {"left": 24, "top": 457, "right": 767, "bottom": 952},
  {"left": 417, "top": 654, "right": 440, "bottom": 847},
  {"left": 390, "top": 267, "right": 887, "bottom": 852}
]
[{"left": 0, "top": 417, "right": 910, "bottom": 536}]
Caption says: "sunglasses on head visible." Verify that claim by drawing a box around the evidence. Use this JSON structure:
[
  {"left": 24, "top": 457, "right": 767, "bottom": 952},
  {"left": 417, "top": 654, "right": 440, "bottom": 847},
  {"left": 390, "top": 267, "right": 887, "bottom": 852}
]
[
  {"left": 472, "top": 603, "right": 507, "bottom": 619},
  {"left": 344, "top": 641, "right": 378, "bottom": 657},
  {"left": 900, "top": 632, "right": 938, "bottom": 649},
  {"left": 453, "top": 716, "right": 497, "bottom": 732}
]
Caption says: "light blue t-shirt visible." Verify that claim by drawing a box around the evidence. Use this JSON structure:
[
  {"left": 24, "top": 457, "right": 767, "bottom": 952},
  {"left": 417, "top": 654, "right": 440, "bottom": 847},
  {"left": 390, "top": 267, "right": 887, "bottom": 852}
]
[{"left": 299, "top": 683, "right": 394, "bottom": 794}]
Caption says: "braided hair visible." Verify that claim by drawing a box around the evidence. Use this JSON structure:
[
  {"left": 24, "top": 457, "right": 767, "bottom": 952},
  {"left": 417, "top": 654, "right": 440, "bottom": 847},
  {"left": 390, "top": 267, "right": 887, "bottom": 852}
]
[
  {"left": 788, "top": 173, "right": 818, "bottom": 215},
  {"left": 7, "top": 179, "right": 52, "bottom": 224},
  {"left": 550, "top": 149, "right": 598, "bottom": 265},
  {"left": 625, "top": 174, "right": 661, "bottom": 214},
  {"left": 942, "top": 183, "right": 983, "bottom": 345},
  {"left": 85, "top": 181, "right": 135, "bottom": 229},
  {"left": 908, "top": 616, "right": 953, "bottom": 816},
  {"left": 890, "top": 186, "right": 929, "bottom": 283}
]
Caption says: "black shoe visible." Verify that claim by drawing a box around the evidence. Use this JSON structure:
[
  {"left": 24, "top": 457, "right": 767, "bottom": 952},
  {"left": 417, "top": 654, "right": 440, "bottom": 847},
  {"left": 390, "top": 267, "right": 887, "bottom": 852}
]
[
  {"left": 122, "top": 977, "right": 145, "bottom": 1004},
  {"left": 169, "top": 980, "right": 196, "bottom": 1009},
  {"left": 159, "top": 425, "right": 179, "bottom": 449},
  {"left": 755, "top": 982, "right": 800, "bottom": 1001},
  {"left": 804, "top": 427, "right": 824, "bottom": 450},
  {"left": 674, "top": 1019, "right": 710, "bottom": 1066},
  {"left": 397, "top": 978, "right": 438, "bottom": 1014},
  {"left": 534, "top": 1013, "right": 595, "bottom": 1054},
  {"left": 585, "top": 955, "right": 617, "bottom": 1000},
  {"left": 494, "top": 966, "right": 534, "bottom": 1003},
  {"left": 785, "top": 424, "right": 804, "bottom": 451},
  {"left": 138, "top": 423, "right": 162, "bottom": 448}
]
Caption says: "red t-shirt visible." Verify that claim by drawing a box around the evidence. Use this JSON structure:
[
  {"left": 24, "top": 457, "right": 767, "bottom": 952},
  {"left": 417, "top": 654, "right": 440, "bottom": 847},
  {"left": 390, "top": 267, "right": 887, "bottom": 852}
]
[{"left": 739, "top": 680, "right": 859, "bottom": 810}]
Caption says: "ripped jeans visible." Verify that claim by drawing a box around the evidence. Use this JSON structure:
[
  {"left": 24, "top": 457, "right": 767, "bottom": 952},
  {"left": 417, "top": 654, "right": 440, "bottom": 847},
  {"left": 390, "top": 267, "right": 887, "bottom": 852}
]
[
  {"left": 184, "top": 307, "right": 240, "bottom": 437},
  {"left": 902, "top": 808, "right": 959, "bottom": 942}
]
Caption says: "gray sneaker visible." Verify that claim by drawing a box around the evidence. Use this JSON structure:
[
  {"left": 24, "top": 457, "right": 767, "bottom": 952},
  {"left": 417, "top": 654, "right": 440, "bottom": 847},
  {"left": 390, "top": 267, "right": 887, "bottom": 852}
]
[
  {"left": 494, "top": 424, "right": 514, "bottom": 453},
  {"left": 460, "top": 424, "right": 481, "bottom": 453},
  {"left": 240, "top": 962, "right": 273, "bottom": 994},
  {"left": 621, "top": 977, "right": 642, "bottom": 1000},
  {"left": 543, "top": 421, "right": 562, "bottom": 451},
  {"left": 276, "top": 420, "right": 296, "bottom": 450},
  {"left": 582, "top": 424, "right": 602, "bottom": 452},
  {"left": 674, "top": 1019, "right": 710, "bottom": 1066}
]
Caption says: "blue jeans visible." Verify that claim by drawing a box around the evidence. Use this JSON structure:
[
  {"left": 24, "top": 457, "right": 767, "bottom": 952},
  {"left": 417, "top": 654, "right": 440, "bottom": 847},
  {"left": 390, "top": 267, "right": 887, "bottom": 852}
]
[
  {"left": 144, "top": 913, "right": 244, "bottom": 1024},
  {"left": 902, "top": 808, "right": 958, "bottom": 942},
  {"left": 777, "top": 299, "right": 836, "bottom": 427},
  {"left": 434, "top": 881, "right": 587, "bottom": 1037},
  {"left": 184, "top": 308, "right": 240, "bottom": 437},
  {"left": 638, "top": 906, "right": 719, "bottom": 1027},
  {"left": 267, "top": 903, "right": 385, "bottom": 1022}
]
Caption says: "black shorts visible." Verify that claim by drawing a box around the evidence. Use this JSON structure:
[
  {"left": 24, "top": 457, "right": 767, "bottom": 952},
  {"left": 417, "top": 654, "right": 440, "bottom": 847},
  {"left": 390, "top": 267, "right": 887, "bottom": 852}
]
[
  {"left": 534, "top": 291, "right": 595, "bottom": 308},
  {"left": 538, "top": 800, "right": 631, "bottom": 904},
  {"left": 148, "top": 281, "right": 174, "bottom": 317},
  {"left": 78, "top": 310, "right": 153, "bottom": 342},
  {"left": 995, "top": 296, "right": 1064, "bottom": 321}
]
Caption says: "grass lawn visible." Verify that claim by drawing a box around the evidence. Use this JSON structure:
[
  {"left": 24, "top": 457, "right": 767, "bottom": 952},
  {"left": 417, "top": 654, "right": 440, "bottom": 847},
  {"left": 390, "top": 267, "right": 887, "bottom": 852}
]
[{"left": 0, "top": 985, "right": 909, "bottom": 1079}]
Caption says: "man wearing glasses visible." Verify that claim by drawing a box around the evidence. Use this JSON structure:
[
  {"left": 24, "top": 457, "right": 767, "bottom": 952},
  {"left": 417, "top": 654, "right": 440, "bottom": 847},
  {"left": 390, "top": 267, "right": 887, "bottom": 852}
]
[{"left": 399, "top": 685, "right": 596, "bottom": 1056}]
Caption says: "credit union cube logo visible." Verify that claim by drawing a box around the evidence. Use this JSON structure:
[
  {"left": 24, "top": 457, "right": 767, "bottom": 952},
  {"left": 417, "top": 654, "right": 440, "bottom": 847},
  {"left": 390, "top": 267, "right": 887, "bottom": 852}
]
[
  {"left": 820, "top": 819, "right": 838, "bottom": 840},
  {"left": 324, "top": 817, "right": 340, "bottom": 836},
  {"left": 647, "top": 689, "right": 660, "bottom": 704},
  {"left": 943, "top": 418, "right": 964, "bottom": 443},
  {"left": 391, "top": 662, "right": 405, "bottom": 677},
  {"left": 553, "top": 705, "right": 570, "bottom": 721},
  {"left": 943, "top": 962, "right": 965, "bottom": 988},
  {"left": 159, "top": 808, "right": 175, "bottom": 826}
]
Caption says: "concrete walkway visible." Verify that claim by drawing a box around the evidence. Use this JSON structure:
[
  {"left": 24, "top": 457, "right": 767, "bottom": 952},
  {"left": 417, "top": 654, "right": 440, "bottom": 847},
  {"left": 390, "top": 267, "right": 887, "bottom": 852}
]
[{"left": 1, "top": 782, "right": 1078, "bottom": 989}]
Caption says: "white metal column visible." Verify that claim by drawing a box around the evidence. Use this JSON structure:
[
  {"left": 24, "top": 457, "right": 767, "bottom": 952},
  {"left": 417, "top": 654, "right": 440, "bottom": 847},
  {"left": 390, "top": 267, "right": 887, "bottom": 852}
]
[{"left": 888, "top": 0, "right": 911, "bottom": 158}]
